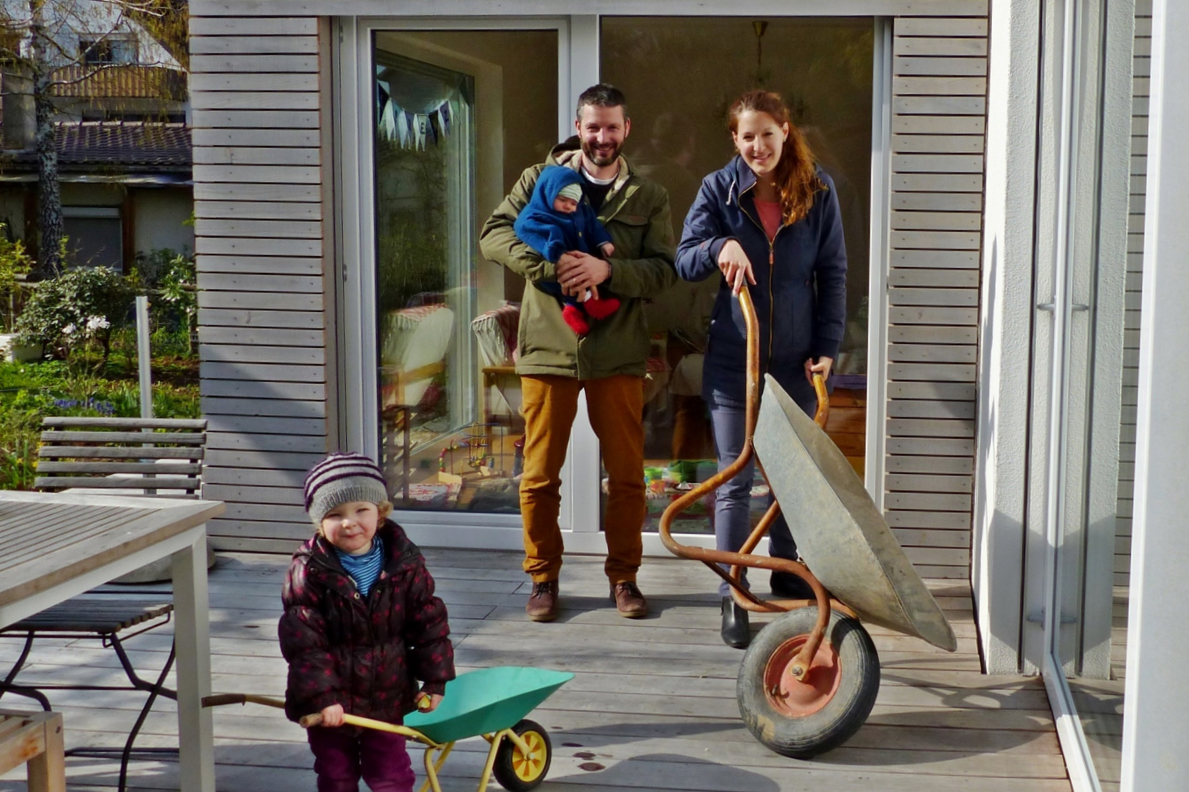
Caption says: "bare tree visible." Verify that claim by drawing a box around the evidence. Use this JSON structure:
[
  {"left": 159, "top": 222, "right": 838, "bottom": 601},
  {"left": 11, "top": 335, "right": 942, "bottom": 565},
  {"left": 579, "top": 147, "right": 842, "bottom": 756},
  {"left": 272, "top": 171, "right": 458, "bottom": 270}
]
[{"left": 0, "top": 0, "right": 187, "bottom": 276}]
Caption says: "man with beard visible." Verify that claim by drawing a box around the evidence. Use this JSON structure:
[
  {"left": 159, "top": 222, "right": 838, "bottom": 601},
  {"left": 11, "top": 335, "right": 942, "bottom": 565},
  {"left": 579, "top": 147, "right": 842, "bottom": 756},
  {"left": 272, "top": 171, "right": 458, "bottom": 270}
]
[{"left": 480, "top": 83, "right": 676, "bottom": 622}]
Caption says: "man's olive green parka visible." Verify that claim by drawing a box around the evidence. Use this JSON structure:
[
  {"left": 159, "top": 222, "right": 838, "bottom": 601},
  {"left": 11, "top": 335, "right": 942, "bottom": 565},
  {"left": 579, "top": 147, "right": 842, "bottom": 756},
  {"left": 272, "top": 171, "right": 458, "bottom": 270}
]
[{"left": 479, "top": 139, "right": 677, "bottom": 380}]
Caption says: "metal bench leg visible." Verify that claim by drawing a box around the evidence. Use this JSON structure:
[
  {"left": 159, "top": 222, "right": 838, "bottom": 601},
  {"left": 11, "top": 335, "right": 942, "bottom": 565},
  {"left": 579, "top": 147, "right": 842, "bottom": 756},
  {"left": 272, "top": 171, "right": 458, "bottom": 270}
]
[{"left": 0, "top": 633, "right": 52, "bottom": 711}]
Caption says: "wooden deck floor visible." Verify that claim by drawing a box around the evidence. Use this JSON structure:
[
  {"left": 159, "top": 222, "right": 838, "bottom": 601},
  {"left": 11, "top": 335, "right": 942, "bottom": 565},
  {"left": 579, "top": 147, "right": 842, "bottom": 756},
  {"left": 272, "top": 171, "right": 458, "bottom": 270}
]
[{"left": 1, "top": 549, "right": 1071, "bottom": 791}]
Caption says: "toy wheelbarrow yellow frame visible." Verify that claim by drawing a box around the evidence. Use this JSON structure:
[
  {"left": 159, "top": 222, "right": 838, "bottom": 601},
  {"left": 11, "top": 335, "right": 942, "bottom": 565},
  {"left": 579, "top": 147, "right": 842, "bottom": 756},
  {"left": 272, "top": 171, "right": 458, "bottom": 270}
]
[{"left": 203, "top": 666, "right": 573, "bottom": 792}]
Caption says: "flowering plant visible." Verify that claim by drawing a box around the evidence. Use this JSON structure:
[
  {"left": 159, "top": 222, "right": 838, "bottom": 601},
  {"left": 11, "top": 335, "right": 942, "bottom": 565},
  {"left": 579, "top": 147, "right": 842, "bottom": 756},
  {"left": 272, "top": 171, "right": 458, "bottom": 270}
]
[{"left": 14, "top": 267, "right": 134, "bottom": 364}]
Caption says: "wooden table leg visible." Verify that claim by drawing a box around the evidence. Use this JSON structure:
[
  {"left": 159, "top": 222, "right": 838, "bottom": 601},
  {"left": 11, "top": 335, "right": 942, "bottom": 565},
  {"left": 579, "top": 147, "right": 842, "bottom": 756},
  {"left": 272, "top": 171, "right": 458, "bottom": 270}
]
[
  {"left": 26, "top": 712, "right": 64, "bottom": 792},
  {"left": 171, "top": 528, "right": 215, "bottom": 792}
]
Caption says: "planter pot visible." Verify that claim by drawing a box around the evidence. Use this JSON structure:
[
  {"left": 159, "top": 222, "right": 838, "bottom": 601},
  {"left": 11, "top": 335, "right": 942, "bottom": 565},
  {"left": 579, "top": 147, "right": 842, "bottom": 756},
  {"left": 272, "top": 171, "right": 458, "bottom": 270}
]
[{"left": 0, "top": 333, "right": 43, "bottom": 362}]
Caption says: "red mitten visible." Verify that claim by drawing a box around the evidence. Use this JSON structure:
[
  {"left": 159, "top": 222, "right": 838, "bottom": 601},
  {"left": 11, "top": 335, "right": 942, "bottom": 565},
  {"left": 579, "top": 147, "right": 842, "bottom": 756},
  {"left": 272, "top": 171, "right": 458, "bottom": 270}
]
[
  {"left": 583, "top": 296, "right": 620, "bottom": 320},
  {"left": 562, "top": 304, "right": 590, "bottom": 335}
]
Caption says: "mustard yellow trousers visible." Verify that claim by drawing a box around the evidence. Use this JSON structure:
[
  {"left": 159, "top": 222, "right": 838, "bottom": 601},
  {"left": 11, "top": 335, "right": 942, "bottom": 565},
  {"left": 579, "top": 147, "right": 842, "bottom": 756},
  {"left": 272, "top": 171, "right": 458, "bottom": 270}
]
[{"left": 519, "top": 374, "right": 645, "bottom": 584}]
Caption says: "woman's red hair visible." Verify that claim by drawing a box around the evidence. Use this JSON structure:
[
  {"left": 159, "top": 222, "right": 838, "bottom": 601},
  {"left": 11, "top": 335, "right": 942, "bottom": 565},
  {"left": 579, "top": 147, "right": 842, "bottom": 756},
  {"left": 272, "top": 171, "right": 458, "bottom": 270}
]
[{"left": 728, "top": 90, "right": 824, "bottom": 225}]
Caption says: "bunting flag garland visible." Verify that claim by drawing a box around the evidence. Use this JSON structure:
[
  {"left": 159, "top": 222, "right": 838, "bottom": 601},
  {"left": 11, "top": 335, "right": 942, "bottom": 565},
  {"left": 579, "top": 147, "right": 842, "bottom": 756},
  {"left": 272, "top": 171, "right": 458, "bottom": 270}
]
[{"left": 375, "top": 74, "right": 456, "bottom": 151}]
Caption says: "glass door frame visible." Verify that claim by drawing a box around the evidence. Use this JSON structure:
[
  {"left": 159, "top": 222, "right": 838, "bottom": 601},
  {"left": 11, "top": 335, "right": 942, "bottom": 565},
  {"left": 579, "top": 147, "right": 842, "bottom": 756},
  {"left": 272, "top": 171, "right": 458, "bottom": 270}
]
[
  {"left": 335, "top": 15, "right": 572, "bottom": 537},
  {"left": 1027, "top": 0, "right": 1137, "bottom": 789},
  {"left": 333, "top": 6, "right": 892, "bottom": 547}
]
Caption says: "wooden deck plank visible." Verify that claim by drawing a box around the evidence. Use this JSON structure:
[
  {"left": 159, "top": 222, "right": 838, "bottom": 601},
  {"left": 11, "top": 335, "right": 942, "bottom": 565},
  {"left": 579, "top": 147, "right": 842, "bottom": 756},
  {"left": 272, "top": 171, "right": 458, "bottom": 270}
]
[{"left": 0, "top": 551, "right": 1070, "bottom": 791}]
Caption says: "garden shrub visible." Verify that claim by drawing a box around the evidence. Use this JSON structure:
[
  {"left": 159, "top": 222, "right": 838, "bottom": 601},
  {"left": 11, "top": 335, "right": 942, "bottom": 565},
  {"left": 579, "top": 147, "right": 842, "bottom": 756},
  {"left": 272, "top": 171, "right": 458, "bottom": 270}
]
[
  {"left": 132, "top": 248, "right": 197, "bottom": 349},
  {"left": 14, "top": 266, "right": 135, "bottom": 361},
  {"left": 0, "top": 223, "right": 34, "bottom": 332}
]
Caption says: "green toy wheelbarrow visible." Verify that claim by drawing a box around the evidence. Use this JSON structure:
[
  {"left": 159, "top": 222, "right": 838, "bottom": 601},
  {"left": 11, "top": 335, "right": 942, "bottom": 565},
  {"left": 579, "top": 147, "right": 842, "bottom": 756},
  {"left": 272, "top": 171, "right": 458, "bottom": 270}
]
[{"left": 204, "top": 666, "right": 573, "bottom": 792}]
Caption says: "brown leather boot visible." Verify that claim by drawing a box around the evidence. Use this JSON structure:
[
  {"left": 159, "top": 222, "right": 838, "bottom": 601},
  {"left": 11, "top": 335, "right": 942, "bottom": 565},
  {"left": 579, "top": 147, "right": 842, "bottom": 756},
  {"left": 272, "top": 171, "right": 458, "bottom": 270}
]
[
  {"left": 610, "top": 581, "right": 648, "bottom": 618},
  {"left": 525, "top": 580, "right": 559, "bottom": 622}
]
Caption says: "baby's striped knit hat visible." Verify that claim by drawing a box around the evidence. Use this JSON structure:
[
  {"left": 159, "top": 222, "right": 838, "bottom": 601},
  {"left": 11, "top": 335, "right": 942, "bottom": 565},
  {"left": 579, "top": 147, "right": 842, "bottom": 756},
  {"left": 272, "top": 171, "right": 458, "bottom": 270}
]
[{"left": 303, "top": 452, "right": 389, "bottom": 527}]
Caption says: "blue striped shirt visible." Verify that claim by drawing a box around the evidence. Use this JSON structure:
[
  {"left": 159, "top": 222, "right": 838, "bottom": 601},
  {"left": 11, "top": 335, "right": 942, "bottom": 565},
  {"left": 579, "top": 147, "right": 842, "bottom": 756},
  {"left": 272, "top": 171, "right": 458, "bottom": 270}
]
[{"left": 335, "top": 537, "right": 384, "bottom": 598}]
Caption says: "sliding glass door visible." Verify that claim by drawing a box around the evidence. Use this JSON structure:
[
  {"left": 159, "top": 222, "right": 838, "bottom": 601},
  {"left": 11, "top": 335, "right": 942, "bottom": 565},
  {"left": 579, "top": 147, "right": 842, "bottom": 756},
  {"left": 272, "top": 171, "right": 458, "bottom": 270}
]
[
  {"left": 342, "top": 20, "right": 561, "bottom": 526},
  {"left": 338, "top": 10, "right": 885, "bottom": 549},
  {"left": 599, "top": 17, "right": 874, "bottom": 536}
]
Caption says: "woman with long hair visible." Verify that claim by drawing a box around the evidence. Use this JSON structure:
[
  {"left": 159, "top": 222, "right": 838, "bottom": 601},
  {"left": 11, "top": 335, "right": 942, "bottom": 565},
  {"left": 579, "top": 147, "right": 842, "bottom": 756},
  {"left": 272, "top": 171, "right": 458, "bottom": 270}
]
[{"left": 675, "top": 90, "right": 848, "bottom": 648}]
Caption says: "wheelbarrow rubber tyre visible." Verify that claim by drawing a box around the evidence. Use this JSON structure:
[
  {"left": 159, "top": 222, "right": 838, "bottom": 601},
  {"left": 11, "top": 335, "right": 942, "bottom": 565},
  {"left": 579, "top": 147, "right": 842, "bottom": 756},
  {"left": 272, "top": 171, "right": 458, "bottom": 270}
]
[
  {"left": 492, "top": 718, "right": 552, "bottom": 792},
  {"left": 737, "top": 606, "right": 879, "bottom": 759}
]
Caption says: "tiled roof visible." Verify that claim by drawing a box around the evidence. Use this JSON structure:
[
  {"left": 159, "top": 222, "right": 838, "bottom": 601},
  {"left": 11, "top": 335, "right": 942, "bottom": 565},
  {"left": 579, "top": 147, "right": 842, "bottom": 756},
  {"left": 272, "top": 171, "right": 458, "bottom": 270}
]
[
  {"left": 51, "top": 66, "right": 187, "bottom": 100},
  {"left": 5, "top": 121, "right": 190, "bottom": 173}
]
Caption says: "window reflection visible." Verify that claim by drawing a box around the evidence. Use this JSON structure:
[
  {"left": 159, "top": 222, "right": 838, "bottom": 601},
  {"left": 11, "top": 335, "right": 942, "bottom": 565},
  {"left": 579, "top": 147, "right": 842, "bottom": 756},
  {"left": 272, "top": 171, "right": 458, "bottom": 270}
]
[
  {"left": 372, "top": 30, "right": 557, "bottom": 513},
  {"left": 601, "top": 17, "right": 873, "bottom": 533}
]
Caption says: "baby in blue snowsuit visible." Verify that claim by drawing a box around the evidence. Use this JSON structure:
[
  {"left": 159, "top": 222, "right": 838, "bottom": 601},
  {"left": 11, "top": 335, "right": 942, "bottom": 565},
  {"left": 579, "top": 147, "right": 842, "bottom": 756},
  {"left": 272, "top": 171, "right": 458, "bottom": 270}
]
[{"left": 514, "top": 165, "right": 620, "bottom": 335}]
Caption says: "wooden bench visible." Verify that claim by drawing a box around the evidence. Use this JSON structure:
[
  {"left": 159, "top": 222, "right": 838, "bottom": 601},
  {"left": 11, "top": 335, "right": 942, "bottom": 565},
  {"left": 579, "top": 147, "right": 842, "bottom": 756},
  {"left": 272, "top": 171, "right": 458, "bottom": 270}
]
[
  {"left": 35, "top": 416, "right": 206, "bottom": 496},
  {"left": 0, "top": 416, "right": 207, "bottom": 792},
  {"left": 0, "top": 710, "right": 65, "bottom": 792}
]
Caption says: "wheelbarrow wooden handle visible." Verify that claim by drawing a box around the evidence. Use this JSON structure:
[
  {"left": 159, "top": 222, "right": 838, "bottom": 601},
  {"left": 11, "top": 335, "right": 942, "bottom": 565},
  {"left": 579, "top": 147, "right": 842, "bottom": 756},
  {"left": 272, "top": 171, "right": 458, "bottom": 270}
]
[
  {"left": 812, "top": 371, "right": 829, "bottom": 427},
  {"left": 202, "top": 693, "right": 286, "bottom": 709}
]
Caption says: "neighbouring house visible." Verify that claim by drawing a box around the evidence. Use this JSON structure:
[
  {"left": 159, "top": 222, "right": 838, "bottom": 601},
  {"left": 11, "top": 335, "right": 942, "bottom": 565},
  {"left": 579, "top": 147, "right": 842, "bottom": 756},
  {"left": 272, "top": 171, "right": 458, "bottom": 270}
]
[
  {"left": 185, "top": 2, "right": 1185, "bottom": 790},
  {"left": 0, "top": 120, "right": 192, "bottom": 268},
  {"left": 0, "top": 0, "right": 192, "bottom": 267}
]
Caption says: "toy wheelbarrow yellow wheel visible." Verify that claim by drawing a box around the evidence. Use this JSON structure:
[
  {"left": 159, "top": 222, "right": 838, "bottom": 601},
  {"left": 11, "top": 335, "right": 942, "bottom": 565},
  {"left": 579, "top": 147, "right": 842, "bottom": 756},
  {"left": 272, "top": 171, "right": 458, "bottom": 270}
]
[
  {"left": 737, "top": 606, "right": 879, "bottom": 759},
  {"left": 491, "top": 718, "right": 552, "bottom": 792}
]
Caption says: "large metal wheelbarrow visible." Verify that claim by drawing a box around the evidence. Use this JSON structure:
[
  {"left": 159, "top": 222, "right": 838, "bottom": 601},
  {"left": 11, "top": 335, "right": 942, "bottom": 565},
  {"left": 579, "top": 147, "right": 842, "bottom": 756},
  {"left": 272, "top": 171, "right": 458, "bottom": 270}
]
[
  {"left": 204, "top": 665, "right": 573, "bottom": 792},
  {"left": 659, "top": 288, "right": 956, "bottom": 759}
]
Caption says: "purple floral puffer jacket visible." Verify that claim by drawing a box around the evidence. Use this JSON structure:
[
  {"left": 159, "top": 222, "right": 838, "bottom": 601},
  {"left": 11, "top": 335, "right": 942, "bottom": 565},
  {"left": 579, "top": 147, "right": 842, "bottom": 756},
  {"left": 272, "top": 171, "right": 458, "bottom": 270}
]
[{"left": 278, "top": 519, "right": 455, "bottom": 724}]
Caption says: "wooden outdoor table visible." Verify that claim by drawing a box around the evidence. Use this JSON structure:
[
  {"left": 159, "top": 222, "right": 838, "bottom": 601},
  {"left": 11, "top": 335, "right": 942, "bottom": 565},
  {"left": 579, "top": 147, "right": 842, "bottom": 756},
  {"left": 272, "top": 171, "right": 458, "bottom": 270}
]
[{"left": 0, "top": 491, "right": 225, "bottom": 792}]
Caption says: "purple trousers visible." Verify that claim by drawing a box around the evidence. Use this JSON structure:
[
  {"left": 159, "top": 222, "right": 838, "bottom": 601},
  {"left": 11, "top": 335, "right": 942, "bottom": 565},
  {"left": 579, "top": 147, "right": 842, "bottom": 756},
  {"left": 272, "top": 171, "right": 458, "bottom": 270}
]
[{"left": 307, "top": 726, "right": 415, "bottom": 792}]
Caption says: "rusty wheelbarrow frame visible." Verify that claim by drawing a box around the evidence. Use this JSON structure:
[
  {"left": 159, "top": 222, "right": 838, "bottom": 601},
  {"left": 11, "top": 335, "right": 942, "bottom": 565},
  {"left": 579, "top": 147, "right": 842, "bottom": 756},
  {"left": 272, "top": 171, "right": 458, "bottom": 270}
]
[{"left": 659, "top": 288, "right": 955, "bottom": 758}]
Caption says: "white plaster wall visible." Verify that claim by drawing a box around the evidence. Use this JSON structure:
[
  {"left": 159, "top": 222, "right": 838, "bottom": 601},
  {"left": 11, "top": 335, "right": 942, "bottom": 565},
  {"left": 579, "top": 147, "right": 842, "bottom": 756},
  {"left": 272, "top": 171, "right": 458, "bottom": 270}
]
[
  {"left": 0, "top": 0, "right": 183, "bottom": 70},
  {"left": 132, "top": 188, "right": 193, "bottom": 255},
  {"left": 972, "top": 0, "right": 1040, "bottom": 674}
]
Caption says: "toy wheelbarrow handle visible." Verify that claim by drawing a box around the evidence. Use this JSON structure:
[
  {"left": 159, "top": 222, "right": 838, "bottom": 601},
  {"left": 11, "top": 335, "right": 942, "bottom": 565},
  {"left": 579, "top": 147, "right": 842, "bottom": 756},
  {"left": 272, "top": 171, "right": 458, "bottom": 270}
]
[{"left": 300, "top": 711, "right": 426, "bottom": 742}]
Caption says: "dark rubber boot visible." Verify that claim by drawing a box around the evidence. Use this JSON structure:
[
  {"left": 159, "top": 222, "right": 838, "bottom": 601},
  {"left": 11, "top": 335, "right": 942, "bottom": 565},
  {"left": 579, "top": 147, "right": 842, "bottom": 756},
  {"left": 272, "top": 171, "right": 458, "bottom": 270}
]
[{"left": 720, "top": 596, "right": 750, "bottom": 648}]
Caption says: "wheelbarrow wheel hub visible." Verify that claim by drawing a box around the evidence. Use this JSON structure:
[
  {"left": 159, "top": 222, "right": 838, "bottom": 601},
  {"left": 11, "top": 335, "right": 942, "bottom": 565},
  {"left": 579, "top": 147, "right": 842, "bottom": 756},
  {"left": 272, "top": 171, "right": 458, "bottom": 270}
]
[
  {"left": 764, "top": 635, "right": 841, "bottom": 718},
  {"left": 511, "top": 729, "right": 547, "bottom": 781}
]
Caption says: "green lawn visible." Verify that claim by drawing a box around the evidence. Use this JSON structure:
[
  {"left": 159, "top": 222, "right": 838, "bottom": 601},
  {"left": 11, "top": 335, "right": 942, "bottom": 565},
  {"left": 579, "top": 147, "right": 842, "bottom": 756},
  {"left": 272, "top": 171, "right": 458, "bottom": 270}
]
[{"left": 0, "top": 327, "right": 199, "bottom": 489}]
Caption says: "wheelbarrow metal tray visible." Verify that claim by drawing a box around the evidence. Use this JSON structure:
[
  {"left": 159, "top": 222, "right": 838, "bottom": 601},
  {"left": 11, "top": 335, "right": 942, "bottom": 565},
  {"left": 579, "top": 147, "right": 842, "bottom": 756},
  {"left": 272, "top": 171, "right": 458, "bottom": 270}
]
[
  {"left": 404, "top": 666, "right": 574, "bottom": 744},
  {"left": 754, "top": 374, "right": 957, "bottom": 652}
]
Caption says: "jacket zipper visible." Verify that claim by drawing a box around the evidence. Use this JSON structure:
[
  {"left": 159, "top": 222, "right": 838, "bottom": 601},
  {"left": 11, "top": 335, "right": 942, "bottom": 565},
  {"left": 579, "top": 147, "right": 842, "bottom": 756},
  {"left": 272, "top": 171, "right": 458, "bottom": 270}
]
[{"left": 737, "top": 181, "right": 783, "bottom": 371}]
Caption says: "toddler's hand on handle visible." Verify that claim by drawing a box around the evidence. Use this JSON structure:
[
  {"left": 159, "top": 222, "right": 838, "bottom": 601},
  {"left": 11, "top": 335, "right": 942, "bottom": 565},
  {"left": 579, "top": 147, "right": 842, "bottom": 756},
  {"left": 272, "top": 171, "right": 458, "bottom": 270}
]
[
  {"left": 320, "top": 703, "right": 345, "bottom": 727},
  {"left": 416, "top": 692, "right": 444, "bottom": 713},
  {"left": 717, "top": 239, "right": 756, "bottom": 295}
]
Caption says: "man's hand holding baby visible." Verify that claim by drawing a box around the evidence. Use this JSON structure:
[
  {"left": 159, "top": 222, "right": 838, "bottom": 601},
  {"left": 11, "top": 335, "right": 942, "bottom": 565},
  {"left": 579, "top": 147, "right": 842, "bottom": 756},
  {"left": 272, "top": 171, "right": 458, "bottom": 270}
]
[{"left": 557, "top": 250, "right": 610, "bottom": 300}]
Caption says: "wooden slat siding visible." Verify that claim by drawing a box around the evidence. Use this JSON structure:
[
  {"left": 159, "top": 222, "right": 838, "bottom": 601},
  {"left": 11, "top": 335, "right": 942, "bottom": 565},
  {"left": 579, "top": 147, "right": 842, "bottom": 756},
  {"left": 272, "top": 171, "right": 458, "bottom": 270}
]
[
  {"left": 190, "top": 12, "right": 328, "bottom": 549},
  {"left": 885, "top": 15, "right": 988, "bottom": 580},
  {"left": 1115, "top": 3, "right": 1150, "bottom": 592}
]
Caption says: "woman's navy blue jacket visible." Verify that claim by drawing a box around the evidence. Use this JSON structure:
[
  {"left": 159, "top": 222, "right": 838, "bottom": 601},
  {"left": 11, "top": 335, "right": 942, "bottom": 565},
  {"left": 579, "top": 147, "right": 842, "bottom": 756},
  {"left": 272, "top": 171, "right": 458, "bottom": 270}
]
[{"left": 676, "top": 155, "right": 847, "bottom": 413}]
